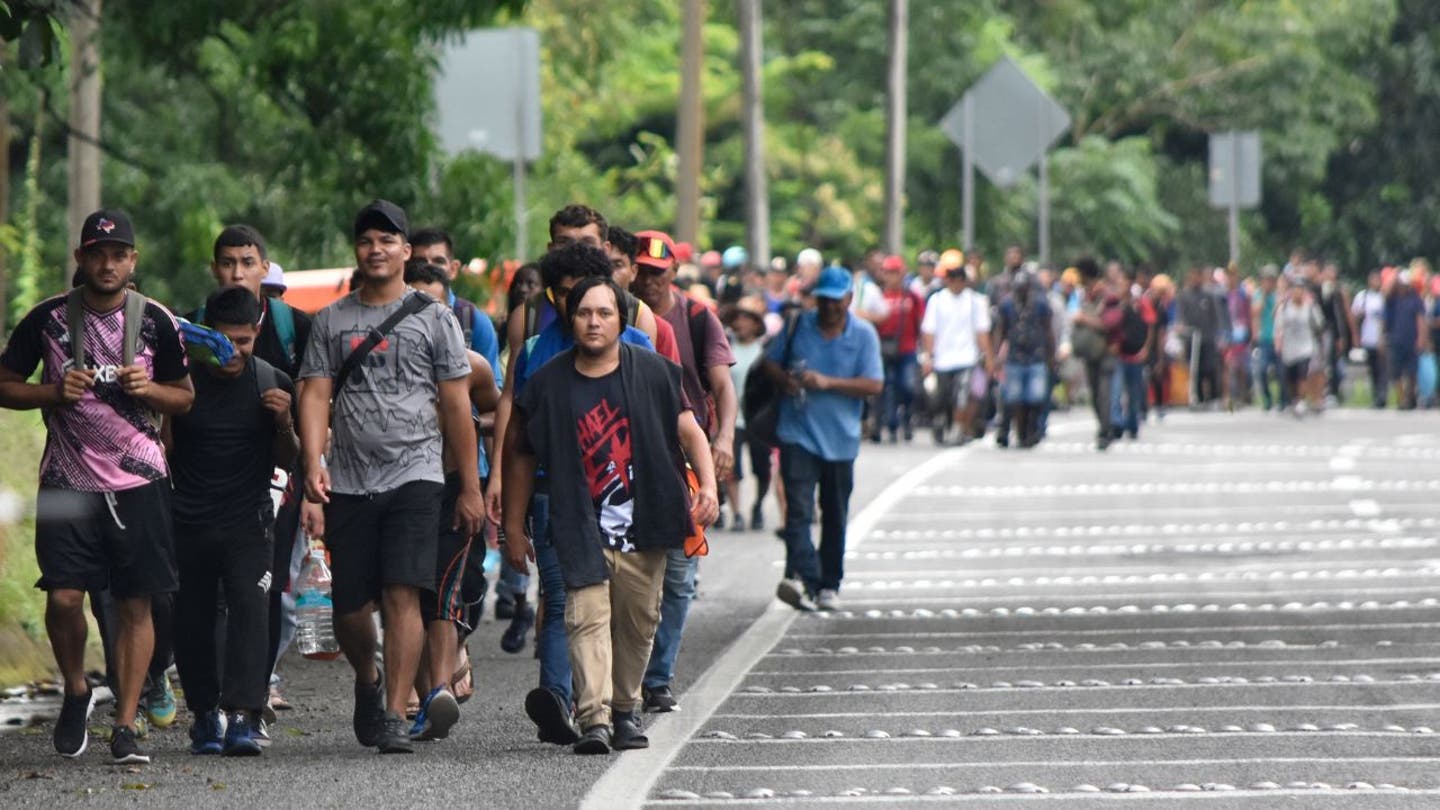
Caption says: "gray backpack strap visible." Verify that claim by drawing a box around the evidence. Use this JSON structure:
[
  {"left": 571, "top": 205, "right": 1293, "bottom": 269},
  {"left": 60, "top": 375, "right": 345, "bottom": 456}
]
[
  {"left": 254, "top": 356, "right": 280, "bottom": 395},
  {"left": 122, "top": 292, "right": 145, "bottom": 366},
  {"left": 66, "top": 289, "right": 87, "bottom": 369}
]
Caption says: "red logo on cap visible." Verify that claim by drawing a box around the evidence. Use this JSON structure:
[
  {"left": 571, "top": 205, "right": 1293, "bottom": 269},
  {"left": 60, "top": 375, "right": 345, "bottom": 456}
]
[{"left": 97, "top": 218, "right": 116, "bottom": 233}]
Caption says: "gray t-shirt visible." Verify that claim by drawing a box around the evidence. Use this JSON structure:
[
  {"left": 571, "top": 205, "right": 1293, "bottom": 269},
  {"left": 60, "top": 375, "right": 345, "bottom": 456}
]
[{"left": 299, "top": 289, "right": 470, "bottom": 494}]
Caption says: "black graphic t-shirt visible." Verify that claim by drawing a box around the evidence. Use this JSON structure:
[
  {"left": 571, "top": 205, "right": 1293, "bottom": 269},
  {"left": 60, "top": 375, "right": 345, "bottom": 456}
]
[{"left": 572, "top": 366, "right": 636, "bottom": 551}]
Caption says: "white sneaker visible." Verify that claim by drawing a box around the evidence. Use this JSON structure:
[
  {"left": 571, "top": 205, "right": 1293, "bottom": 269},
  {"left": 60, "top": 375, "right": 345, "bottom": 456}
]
[
  {"left": 816, "top": 589, "right": 840, "bottom": 611},
  {"left": 775, "top": 579, "right": 816, "bottom": 611}
]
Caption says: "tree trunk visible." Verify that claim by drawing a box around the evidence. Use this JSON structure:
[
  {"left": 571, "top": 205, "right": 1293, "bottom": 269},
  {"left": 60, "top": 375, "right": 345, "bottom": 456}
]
[
  {"left": 0, "top": 50, "right": 11, "bottom": 335},
  {"left": 882, "top": 0, "right": 908, "bottom": 255},
  {"left": 675, "top": 0, "right": 706, "bottom": 245},
  {"left": 67, "top": 0, "right": 103, "bottom": 279},
  {"left": 737, "top": 0, "right": 769, "bottom": 268}
]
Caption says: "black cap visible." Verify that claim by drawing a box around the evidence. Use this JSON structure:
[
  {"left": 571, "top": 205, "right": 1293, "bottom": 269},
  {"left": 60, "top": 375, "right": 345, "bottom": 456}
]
[
  {"left": 353, "top": 199, "right": 408, "bottom": 240},
  {"left": 79, "top": 208, "right": 135, "bottom": 249}
]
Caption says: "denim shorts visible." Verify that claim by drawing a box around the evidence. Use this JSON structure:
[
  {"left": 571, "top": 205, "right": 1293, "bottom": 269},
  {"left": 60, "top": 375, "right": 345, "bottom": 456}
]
[{"left": 1003, "top": 362, "right": 1049, "bottom": 405}]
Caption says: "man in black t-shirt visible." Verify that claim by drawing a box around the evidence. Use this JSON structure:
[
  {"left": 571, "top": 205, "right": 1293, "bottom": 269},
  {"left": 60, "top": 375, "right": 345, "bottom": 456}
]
[
  {"left": 201, "top": 225, "right": 315, "bottom": 719},
  {"left": 166, "top": 287, "right": 297, "bottom": 757}
]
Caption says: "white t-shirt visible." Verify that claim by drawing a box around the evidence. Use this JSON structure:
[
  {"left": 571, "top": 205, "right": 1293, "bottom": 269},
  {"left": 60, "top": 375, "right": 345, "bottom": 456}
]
[
  {"left": 849, "top": 274, "right": 891, "bottom": 320},
  {"left": 1351, "top": 288, "right": 1385, "bottom": 349},
  {"left": 728, "top": 336, "right": 764, "bottom": 429},
  {"left": 921, "top": 287, "right": 991, "bottom": 371}
]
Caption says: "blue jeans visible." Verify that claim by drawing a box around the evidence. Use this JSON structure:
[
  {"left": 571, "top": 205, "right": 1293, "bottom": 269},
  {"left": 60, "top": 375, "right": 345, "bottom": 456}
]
[
  {"left": 529, "top": 494, "right": 571, "bottom": 707},
  {"left": 880, "top": 353, "right": 918, "bottom": 433},
  {"left": 779, "top": 443, "right": 855, "bottom": 594},
  {"left": 1003, "top": 362, "right": 1048, "bottom": 405},
  {"left": 643, "top": 548, "right": 697, "bottom": 689},
  {"left": 1255, "top": 340, "right": 1283, "bottom": 409},
  {"left": 1110, "top": 361, "right": 1146, "bottom": 435}
]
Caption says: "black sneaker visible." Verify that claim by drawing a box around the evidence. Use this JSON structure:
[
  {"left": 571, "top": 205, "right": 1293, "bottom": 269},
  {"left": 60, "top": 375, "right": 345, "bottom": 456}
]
[
  {"left": 573, "top": 724, "right": 612, "bottom": 755},
  {"left": 612, "top": 712, "right": 649, "bottom": 750},
  {"left": 524, "top": 687, "right": 580, "bottom": 744},
  {"left": 222, "top": 712, "right": 262, "bottom": 757},
  {"left": 353, "top": 670, "right": 386, "bottom": 747},
  {"left": 109, "top": 725, "right": 150, "bottom": 765},
  {"left": 749, "top": 508, "right": 764, "bottom": 532},
  {"left": 642, "top": 684, "right": 679, "bottom": 713},
  {"left": 501, "top": 604, "right": 535, "bottom": 654},
  {"left": 376, "top": 712, "right": 413, "bottom": 754},
  {"left": 495, "top": 597, "right": 516, "bottom": 620},
  {"left": 54, "top": 689, "right": 94, "bottom": 758}
]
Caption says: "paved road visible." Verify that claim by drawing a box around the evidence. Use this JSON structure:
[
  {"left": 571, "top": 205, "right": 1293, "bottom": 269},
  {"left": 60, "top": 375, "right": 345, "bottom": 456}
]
[
  {"left": 7, "top": 411, "right": 1440, "bottom": 808},
  {"left": 599, "top": 411, "right": 1440, "bottom": 808}
]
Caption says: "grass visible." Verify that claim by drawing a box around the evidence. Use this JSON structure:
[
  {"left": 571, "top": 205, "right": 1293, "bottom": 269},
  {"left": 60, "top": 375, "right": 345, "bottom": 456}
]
[{"left": 0, "top": 408, "right": 50, "bottom": 685}]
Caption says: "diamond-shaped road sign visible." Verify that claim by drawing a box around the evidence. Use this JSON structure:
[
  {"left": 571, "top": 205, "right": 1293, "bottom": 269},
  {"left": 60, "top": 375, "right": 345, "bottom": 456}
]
[
  {"left": 1208, "top": 130, "right": 1261, "bottom": 209},
  {"left": 941, "top": 56, "right": 1070, "bottom": 188}
]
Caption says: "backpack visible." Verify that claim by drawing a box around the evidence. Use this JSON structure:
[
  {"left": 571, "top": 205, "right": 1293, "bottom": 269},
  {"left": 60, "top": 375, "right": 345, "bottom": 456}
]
[
  {"left": 742, "top": 312, "right": 799, "bottom": 447},
  {"left": 451, "top": 295, "right": 477, "bottom": 347},
  {"left": 67, "top": 288, "right": 145, "bottom": 369},
  {"left": 196, "top": 297, "right": 297, "bottom": 367},
  {"left": 524, "top": 288, "right": 641, "bottom": 340},
  {"left": 680, "top": 295, "right": 721, "bottom": 393},
  {"left": 1119, "top": 302, "right": 1149, "bottom": 356}
]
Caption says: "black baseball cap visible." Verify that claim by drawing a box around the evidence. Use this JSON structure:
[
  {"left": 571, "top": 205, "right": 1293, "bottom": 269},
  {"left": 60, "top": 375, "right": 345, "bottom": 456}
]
[
  {"left": 79, "top": 208, "right": 135, "bottom": 249},
  {"left": 353, "top": 199, "right": 408, "bottom": 240}
]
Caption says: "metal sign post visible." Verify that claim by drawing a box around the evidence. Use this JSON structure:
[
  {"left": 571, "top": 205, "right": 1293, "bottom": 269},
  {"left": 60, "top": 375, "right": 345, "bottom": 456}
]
[
  {"left": 435, "top": 28, "right": 543, "bottom": 259},
  {"left": 941, "top": 57, "right": 1069, "bottom": 258},
  {"left": 1207, "top": 130, "right": 1261, "bottom": 267}
]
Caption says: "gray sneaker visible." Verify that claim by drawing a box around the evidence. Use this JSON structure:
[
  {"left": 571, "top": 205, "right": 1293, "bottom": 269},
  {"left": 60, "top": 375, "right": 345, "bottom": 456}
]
[
  {"left": 775, "top": 579, "right": 816, "bottom": 611},
  {"left": 815, "top": 588, "right": 840, "bottom": 611}
]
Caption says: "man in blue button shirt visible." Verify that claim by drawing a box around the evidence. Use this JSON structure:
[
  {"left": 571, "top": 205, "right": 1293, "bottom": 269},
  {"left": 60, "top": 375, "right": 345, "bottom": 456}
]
[{"left": 761, "top": 266, "right": 883, "bottom": 612}]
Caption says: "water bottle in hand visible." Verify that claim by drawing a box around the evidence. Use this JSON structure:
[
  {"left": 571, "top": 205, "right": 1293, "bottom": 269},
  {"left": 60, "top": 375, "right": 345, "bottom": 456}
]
[{"left": 295, "top": 546, "right": 340, "bottom": 661}]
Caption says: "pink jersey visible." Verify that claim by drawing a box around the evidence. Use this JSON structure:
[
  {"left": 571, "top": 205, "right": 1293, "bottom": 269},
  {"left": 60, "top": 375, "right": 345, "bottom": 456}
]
[{"left": 0, "top": 293, "right": 189, "bottom": 492}]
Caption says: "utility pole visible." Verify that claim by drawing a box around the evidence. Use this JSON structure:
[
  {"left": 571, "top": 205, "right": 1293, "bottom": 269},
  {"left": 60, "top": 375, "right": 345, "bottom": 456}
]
[
  {"left": 67, "top": 0, "right": 103, "bottom": 277},
  {"left": 737, "top": 0, "right": 768, "bottom": 266},
  {"left": 883, "top": 0, "right": 908, "bottom": 255},
  {"left": 675, "top": 0, "right": 706, "bottom": 245}
]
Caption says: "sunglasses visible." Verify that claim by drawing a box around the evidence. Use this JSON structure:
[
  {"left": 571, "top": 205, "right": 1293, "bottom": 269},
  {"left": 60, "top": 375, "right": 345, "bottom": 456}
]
[{"left": 637, "top": 235, "right": 674, "bottom": 263}]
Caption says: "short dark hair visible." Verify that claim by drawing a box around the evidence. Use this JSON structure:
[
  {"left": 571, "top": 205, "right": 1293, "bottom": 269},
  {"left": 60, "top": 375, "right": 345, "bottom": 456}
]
[
  {"left": 1075, "top": 257, "right": 1101, "bottom": 281},
  {"left": 548, "top": 204, "right": 608, "bottom": 242},
  {"left": 403, "top": 258, "right": 450, "bottom": 289},
  {"left": 540, "top": 242, "right": 612, "bottom": 290},
  {"left": 203, "top": 285, "right": 261, "bottom": 327},
  {"left": 608, "top": 225, "right": 638, "bottom": 260},
  {"left": 566, "top": 276, "right": 629, "bottom": 330},
  {"left": 213, "top": 225, "right": 268, "bottom": 263},
  {"left": 409, "top": 228, "right": 454, "bottom": 257}
]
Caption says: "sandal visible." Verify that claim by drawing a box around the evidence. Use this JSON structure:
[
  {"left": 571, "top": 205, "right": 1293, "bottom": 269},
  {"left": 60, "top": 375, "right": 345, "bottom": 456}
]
[{"left": 450, "top": 658, "right": 474, "bottom": 705}]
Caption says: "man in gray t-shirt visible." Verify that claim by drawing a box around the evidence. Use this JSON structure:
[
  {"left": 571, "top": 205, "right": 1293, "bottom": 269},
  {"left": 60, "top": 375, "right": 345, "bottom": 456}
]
[
  {"left": 297, "top": 199, "right": 482, "bottom": 754},
  {"left": 301, "top": 289, "right": 470, "bottom": 493}
]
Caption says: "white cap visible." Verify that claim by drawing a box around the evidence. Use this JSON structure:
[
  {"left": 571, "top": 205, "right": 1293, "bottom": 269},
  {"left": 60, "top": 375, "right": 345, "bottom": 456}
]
[
  {"left": 796, "top": 248, "right": 822, "bottom": 269},
  {"left": 263, "top": 261, "right": 286, "bottom": 291}
]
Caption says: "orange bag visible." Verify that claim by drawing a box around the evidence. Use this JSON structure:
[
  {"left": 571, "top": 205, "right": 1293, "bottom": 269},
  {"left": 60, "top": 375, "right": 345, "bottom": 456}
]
[{"left": 682, "top": 467, "right": 709, "bottom": 558}]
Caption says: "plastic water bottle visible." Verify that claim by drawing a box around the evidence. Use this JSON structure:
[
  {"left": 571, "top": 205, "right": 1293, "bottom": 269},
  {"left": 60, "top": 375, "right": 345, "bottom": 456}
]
[{"left": 295, "top": 548, "right": 340, "bottom": 661}]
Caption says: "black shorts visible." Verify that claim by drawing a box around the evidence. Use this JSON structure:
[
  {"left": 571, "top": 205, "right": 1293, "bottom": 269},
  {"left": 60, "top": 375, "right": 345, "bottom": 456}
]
[
  {"left": 421, "top": 475, "right": 485, "bottom": 630},
  {"left": 731, "top": 427, "right": 773, "bottom": 483},
  {"left": 35, "top": 481, "right": 178, "bottom": 599},
  {"left": 324, "top": 480, "right": 444, "bottom": 615}
]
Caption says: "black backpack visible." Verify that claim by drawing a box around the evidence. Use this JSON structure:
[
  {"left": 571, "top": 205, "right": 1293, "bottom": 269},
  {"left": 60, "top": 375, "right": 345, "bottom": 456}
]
[{"left": 1119, "top": 303, "right": 1149, "bottom": 355}]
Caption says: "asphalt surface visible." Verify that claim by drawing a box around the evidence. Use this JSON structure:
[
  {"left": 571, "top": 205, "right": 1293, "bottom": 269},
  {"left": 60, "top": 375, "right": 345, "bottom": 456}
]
[
  {"left": 630, "top": 410, "right": 1440, "bottom": 808},
  {"left": 0, "top": 434, "right": 902, "bottom": 808},
  {"left": 8, "top": 410, "right": 1440, "bottom": 808}
]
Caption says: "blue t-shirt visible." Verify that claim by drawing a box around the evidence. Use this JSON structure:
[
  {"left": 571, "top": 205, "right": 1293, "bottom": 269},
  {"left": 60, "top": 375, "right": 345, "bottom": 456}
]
[
  {"left": 513, "top": 321, "right": 655, "bottom": 394},
  {"left": 448, "top": 290, "right": 501, "bottom": 478},
  {"left": 1386, "top": 292, "right": 1424, "bottom": 349},
  {"left": 766, "top": 311, "right": 883, "bottom": 462}
]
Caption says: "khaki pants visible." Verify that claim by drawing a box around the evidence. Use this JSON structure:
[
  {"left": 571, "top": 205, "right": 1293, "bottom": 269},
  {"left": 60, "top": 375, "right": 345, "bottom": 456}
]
[{"left": 565, "top": 547, "right": 668, "bottom": 729}]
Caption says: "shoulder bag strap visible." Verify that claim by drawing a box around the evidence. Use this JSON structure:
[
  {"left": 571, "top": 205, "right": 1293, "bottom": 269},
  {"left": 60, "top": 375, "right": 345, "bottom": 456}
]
[
  {"left": 334, "top": 294, "right": 433, "bottom": 395},
  {"left": 66, "top": 288, "right": 87, "bottom": 369},
  {"left": 123, "top": 292, "right": 145, "bottom": 367}
]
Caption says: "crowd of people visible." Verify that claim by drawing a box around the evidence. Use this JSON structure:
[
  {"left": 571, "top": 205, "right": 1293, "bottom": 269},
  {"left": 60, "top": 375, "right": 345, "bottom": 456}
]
[
  {"left": 1, "top": 201, "right": 886, "bottom": 765},
  {"left": 11, "top": 196, "right": 1425, "bottom": 765}
]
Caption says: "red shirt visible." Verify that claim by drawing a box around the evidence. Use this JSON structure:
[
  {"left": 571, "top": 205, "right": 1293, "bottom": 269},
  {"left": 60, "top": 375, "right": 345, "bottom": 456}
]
[
  {"left": 878, "top": 288, "right": 925, "bottom": 354},
  {"left": 653, "top": 316, "right": 682, "bottom": 364}
]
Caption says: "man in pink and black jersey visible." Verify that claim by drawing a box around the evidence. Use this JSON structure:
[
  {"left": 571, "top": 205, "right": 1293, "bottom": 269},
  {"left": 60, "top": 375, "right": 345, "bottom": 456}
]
[{"left": 0, "top": 209, "right": 194, "bottom": 765}]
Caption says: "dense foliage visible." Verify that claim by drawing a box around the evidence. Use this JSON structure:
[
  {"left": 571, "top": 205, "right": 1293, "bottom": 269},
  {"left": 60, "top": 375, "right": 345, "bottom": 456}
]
[{"left": 1, "top": 0, "right": 1432, "bottom": 318}]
